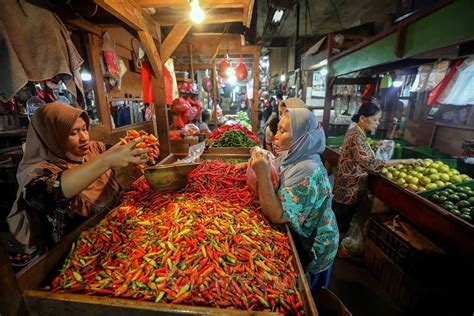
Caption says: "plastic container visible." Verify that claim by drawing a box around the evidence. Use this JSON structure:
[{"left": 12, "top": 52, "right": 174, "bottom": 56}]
[{"left": 26, "top": 95, "right": 45, "bottom": 121}]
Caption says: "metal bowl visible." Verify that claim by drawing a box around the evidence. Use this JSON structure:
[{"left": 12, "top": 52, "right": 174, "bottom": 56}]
[{"left": 143, "top": 162, "right": 200, "bottom": 191}]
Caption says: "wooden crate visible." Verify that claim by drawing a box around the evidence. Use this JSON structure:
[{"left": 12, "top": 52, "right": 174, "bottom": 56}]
[{"left": 6, "top": 154, "right": 317, "bottom": 315}]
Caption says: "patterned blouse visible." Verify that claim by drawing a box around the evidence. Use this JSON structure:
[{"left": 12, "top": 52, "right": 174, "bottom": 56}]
[
  {"left": 24, "top": 170, "right": 84, "bottom": 245},
  {"left": 333, "top": 126, "right": 385, "bottom": 205},
  {"left": 279, "top": 166, "right": 339, "bottom": 275}
]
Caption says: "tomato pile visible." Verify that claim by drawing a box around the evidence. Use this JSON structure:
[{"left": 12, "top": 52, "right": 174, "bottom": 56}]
[
  {"left": 50, "top": 161, "right": 305, "bottom": 314},
  {"left": 120, "top": 129, "right": 160, "bottom": 169}
]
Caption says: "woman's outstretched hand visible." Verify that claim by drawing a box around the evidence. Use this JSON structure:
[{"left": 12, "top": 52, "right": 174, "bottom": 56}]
[{"left": 102, "top": 137, "right": 151, "bottom": 168}]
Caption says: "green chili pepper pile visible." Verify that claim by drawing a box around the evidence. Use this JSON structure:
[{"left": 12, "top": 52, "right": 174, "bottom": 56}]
[
  {"left": 49, "top": 161, "right": 305, "bottom": 314},
  {"left": 212, "top": 130, "right": 257, "bottom": 148}
]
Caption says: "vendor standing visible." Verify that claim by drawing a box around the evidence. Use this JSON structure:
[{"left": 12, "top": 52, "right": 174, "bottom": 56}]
[
  {"left": 251, "top": 107, "right": 339, "bottom": 289},
  {"left": 7, "top": 102, "right": 150, "bottom": 253},
  {"left": 333, "top": 103, "right": 420, "bottom": 234}
]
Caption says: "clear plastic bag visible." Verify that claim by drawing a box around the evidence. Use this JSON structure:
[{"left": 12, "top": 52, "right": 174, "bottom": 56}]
[
  {"left": 340, "top": 222, "right": 365, "bottom": 257},
  {"left": 246, "top": 146, "right": 279, "bottom": 193},
  {"left": 182, "top": 124, "right": 200, "bottom": 137},
  {"left": 175, "top": 142, "right": 206, "bottom": 164},
  {"left": 375, "top": 140, "right": 395, "bottom": 161}
]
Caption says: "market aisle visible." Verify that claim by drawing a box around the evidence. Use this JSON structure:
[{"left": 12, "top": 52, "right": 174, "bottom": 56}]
[{"left": 329, "top": 257, "right": 403, "bottom": 316}]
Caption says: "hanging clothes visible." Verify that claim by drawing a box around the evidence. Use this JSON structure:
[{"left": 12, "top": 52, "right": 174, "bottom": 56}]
[
  {"left": 0, "top": 0, "right": 84, "bottom": 102},
  {"left": 141, "top": 62, "right": 153, "bottom": 103},
  {"left": 438, "top": 57, "right": 474, "bottom": 106}
]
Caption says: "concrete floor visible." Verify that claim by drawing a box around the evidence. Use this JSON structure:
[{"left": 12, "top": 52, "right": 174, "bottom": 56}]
[{"left": 329, "top": 257, "right": 403, "bottom": 316}]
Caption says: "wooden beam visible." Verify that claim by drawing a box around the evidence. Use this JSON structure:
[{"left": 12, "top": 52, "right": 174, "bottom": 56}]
[
  {"left": 160, "top": 22, "right": 193, "bottom": 63},
  {"left": 66, "top": 18, "right": 102, "bottom": 36},
  {"left": 85, "top": 33, "right": 113, "bottom": 131},
  {"left": 137, "top": 31, "right": 170, "bottom": 158},
  {"left": 138, "top": 31, "right": 163, "bottom": 76},
  {"left": 244, "top": 0, "right": 254, "bottom": 27},
  {"left": 136, "top": 0, "right": 244, "bottom": 9},
  {"left": 153, "top": 11, "right": 243, "bottom": 26},
  {"left": 0, "top": 242, "right": 25, "bottom": 316},
  {"left": 94, "top": 0, "right": 161, "bottom": 41},
  {"left": 174, "top": 63, "right": 213, "bottom": 71}
]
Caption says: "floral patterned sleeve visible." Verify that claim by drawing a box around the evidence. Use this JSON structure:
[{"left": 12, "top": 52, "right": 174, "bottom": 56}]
[
  {"left": 23, "top": 170, "right": 70, "bottom": 213},
  {"left": 353, "top": 132, "right": 385, "bottom": 172},
  {"left": 278, "top": 166, "right": 339, "bottom": 274}
]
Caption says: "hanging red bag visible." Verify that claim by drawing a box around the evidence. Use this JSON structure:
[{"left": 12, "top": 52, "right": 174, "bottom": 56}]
[
  {"left": 202, "top": 76, "right": 211, "bottom": 92},
  {"left": 141, "top": 62, "right": 153, "bottom": 103},
  {"left": 236, "top": 55, "right": 248, "bottom": 81},
  {"left": 427, "top": 59, "right": 464, "bottom": 105},
  {"left": 219, "top": 54, "right": 230, "bottom": 78}
]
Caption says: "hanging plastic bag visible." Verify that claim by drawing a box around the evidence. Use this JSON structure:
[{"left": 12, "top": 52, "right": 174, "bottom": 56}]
[
  {"left": 375, "top": 140, "right": 395, "bottom": 161},
  {"left": 246, "top": 146, "right": 279, "bottom": 193},
  {"left": 101, "top": 32, "right": 120, "bottom": 78}
]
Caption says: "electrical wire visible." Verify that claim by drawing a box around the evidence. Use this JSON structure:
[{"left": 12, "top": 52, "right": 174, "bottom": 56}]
[
  {"left": 328, "top": 0, "right": 344, "bottom": 31},
  {"left": 305, "top": 0, "right": 315, "bottom": 36}
]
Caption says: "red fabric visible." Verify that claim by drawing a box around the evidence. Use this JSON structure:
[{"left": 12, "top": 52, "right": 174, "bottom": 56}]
[
  {"left": 141, "top": 62, "right": 153, "bottom": 103},
  {"left": 427, "top": 59, "right": 464, "bottom": 106},
  {"left": 163, "top": 64, "right": 173, "bottom": 105},
  {"left": 361, "top": 84, "right": 375, "bottom": 104},
  {"left": 102, "top": 50, "right": 119, "bottom": 76}
]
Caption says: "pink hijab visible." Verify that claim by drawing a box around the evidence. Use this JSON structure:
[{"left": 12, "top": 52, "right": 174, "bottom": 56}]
[{"left": 8, "top": 102, "right": 120, "bottom": 246}]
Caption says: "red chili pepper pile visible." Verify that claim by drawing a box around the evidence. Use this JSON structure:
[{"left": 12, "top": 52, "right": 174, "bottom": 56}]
[
  {"left": 120, "top": 129, "right": 160, "bottom": 169},
  {"left": 185, "top": 161, "right": 255, "bottom": 207},
  {"left": 209, "top": 125, "right": 260, "bottom": 144},
  {"left": 50, "top": 161, "right": 304, "bottom": 315}
]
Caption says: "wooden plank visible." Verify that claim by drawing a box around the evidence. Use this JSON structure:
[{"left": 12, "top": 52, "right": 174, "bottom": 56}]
[
  {"left": 173, "top": 35, "right": 251, "bottom": 57},
  {"left": 252, "top": 49, "right": 260, "bottom": 134},
  {"left": 153, "top": 10, "right": 243, "bottom": 26},
  {"left": 160, "top": 23, "right": 193, "bottom": 63},
  {"left": 174, "top": 63, "right": 213, "bottom": 71},
  {"left": 85, "top": 33, "right": 113, "bottom": 131},
  {"left": 0, "top": 241, "right": 26, "bottom": 316},
  {"left": 24, "top": 290, "right": 280, "bottom": 316},
  {"left": 66, "top": 18, "right": 102, "bottom": 36},
  {"left": 138, "top": 31, "right": 170, "bottom": 159},
  {"left": 136, "top": 0, "right": 244, "bottom": 9},
  {"left": 94, "top": 0, "right": 160, "bottom": 41}
]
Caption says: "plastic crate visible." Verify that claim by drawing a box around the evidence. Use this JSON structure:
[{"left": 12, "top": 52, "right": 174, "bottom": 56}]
[
  {"left": 365, "top": 240, "right": 452, "bottom": 314},
  {"left": 367, "top": 215, "right": 446, "bottom": 274}
]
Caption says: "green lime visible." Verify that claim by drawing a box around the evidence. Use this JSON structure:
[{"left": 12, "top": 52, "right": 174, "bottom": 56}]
[
  {"left": 439, "top": 191, "right": 450, "bottom": 197},
  {"left": 468, "top": 197, "right": 474, "bottom": 206},
  {"left": 448, "top": 194, "right": 460, "bottom": 203},
  {"left": 430, "top": 194, "right": 440, "bottom": 203},
  {"left": 451, "top": 209, "right": 461, "bottom": 216},
  {"left": 447, "top": 184, "right": 457, "bottom": 190},
  {"left": 439, "top": 196, "right": 448, "bottom": 203},
  {"left": 462, "top": 186, "right": 472, "bottom": 191},
  {"left": 460, "top": 208, "right": 471, "bottom": 214},
  {"left": 458, "top": 193, "right": 468, "bottom": 200},
  {"left": 458, "top": 200, "right": 470, "bottom": 209},
  {"left": 443, "top": 204, "right": 454, "bottom": 211},
  {"left": 460, "top": 214, "right": 472, "bottom": 221}
]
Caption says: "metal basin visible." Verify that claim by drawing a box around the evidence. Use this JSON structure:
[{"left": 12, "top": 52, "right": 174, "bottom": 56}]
[{"left": 143, "top": 162, "right": 200, "bottom": 191}]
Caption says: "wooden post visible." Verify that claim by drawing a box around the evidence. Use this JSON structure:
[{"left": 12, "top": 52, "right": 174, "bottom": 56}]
[
  {"left": 252, "top": 48, "right": 260, "bottom": 134},
  {"left": 322, "top": 34, "right": 333, "bottom": 136},
  {"left": 189, "top": 44, "right": 194, "bottom": 82},
  {"left": 138, "top": 31, "right": 170, "bottom": 158},
  {"left": 213, "top": 62, "right": 218, "bottom": 124},
  {"left": 0, "top": 242, "right": 26, "bottom": 316},
  {"left": 85, "top": 33, "right": 112, "bottom": 132}
]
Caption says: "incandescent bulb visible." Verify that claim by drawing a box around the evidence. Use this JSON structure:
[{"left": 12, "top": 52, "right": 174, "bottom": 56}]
[{"left": 190, "top": 1, "right": 204, "bottom": 23}]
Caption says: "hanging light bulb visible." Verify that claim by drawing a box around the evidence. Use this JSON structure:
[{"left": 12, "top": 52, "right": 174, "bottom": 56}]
[
  {"left": 320, "top": 67, "right": 328, "bottom": 76},
  {"left": 189, "top": 0, "right": 204, "bottom": 24}
]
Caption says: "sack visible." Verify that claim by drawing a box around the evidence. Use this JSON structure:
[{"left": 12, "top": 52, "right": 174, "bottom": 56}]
[
  {"left": 246, "top": 146, "right": 279, "bottom": 193},
  {"left": 375, "top": 140, "right": 394, "bottom": 161},
  {"left": 171, "top": 98, "right": 190, "bottom": 114}
]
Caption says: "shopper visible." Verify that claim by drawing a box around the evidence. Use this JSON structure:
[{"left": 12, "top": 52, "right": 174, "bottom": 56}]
[
  {"left": 264, "top": 114, "right": 279, "bottom": 152},
  {"left": 199, "top": 109, "right": 212, "bottom": 135},
  {"left": 278, "top": 97, "right": 307, "bottom": 117},
  {"left": 333, "top": 103, "right": 421, "bottom": 234},
  {"left": 7, "top": 102, "right": 150, "bottom": 253},
  {"left": 251, "top": 108, "right": 339, "bottom": 289}
]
